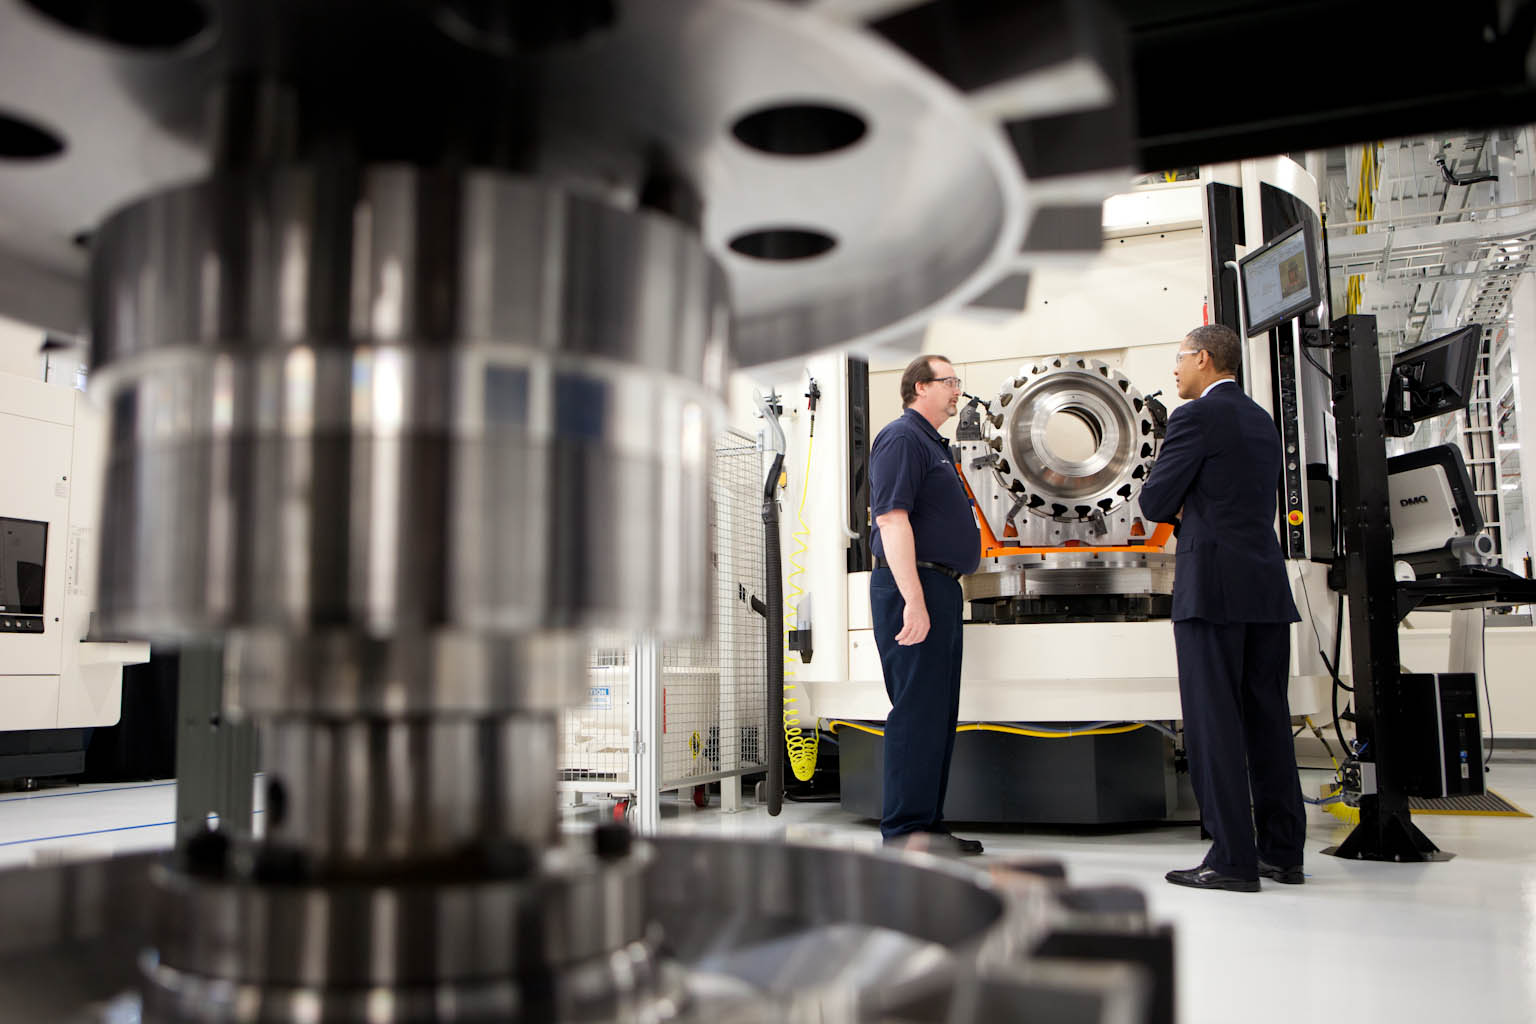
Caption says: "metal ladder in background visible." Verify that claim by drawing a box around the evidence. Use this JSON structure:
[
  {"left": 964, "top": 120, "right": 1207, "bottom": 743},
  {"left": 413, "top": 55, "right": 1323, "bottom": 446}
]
[
  {"left": 1462, "top": 323, "right": 1504, "bottom": 556},
  {"left": 1458, "top": 243, "right": 1528, "bottom": 558}
]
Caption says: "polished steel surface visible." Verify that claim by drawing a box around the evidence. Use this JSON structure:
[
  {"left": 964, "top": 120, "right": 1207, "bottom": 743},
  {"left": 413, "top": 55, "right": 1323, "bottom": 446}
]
[
  {"left": 151, "top": 843, "right": 652, "bottom": 989},
  {"left": 90, "top": 171, "right": 722, "bottom": 643},
  {"left": 224, "top": 630, "right": 587, "bottom": 716},
  {"left": 143, "top": 940, "right": 681, "bottom": 1023},
  {"left": 0, "top": 838, "right": 1162, "bottom": 1024},
  {"left": 997, "top": 357, "right": 1155, "bottom": 514},
  {"left": 963, "top": 553, "right": 1175, "bottom": 602},
  {"left": 88, "top": 169, "right": 727, "bottom": 379},
  {"left": 0, "top": 0, "right": 1029, "bottom": 364},
  {"left": 80, "top": 167, "right": 732, "bottom": 1018},
  {"left": 0, "top": 852, "right": 155, "bottom": 1023},
  {"left": 261, "top": 713, "right": 561, "bottom": 865},
  {"left": 647, "top": 834, "right": 1022, "bottom": 1021},
  {"left": 960, "top": 357, "right": 1160, "bottom": 549}
]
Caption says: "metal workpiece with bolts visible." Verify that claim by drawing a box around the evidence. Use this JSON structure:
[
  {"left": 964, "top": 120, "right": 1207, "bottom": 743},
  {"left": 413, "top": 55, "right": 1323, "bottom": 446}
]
[
  {"left": 0, "top": 1, "right": 1171, "bottom": 1021},
  {"left": 958, "top": 356, "right": 1175, "bottom": 625}
]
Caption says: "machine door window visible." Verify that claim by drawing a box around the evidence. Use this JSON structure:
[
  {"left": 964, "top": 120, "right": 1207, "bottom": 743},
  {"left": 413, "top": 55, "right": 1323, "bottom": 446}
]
[{"left": 0, "top": 517, "right": 47, "bottom": 629}]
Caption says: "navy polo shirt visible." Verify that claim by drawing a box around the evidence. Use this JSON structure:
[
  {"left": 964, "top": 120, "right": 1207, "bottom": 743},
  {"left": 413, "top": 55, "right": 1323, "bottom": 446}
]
[{"left": 869, "top": 408, "right": 981, "bottom": 575}]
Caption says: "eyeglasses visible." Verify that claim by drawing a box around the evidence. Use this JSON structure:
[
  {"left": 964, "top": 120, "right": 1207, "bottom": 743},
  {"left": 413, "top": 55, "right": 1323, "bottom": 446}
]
[
  {"left": 1173, "top": 349, "right": 1203, "bottom": 367},
  {"left": 925, "top": 376, "right": 963, "bottom": 389}
]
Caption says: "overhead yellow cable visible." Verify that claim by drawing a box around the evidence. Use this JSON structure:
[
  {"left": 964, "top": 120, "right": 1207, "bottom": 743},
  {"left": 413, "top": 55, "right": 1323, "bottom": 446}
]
[{"left": 1346, "top": 142, "right": 1381, "bottom": 315}]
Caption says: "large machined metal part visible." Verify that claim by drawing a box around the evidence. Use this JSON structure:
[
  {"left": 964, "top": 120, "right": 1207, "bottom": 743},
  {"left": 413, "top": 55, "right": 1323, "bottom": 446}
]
[
  {"left": 0, "top": 1, "right": 1168, "bottom": 1021},
  {"left": 961, "top": 356, "right": 1158, "bottom": 543},
  {"left": 0, "top": 836, "right": 1169, "bottom": 1024},
  {"left": 958, "top": 356, "right": 1170, "bottom": 617}
]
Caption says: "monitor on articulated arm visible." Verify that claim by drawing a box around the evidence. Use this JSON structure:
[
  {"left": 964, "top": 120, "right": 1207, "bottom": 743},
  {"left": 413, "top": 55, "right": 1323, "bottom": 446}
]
[
  {"left": 1237, "top": 219, "right": 1322, "bottom": 337},
  {"left": 1383, "top": 324, "right": 1482, "bottom": 438}
]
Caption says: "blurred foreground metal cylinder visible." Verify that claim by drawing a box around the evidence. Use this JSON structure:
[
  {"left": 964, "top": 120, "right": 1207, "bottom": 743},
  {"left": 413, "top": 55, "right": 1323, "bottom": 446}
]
[
  {"left": 89, "top": 167, "right": 727, "bottom": 646},
  {"left": 84, "top": 167, "right": 728, "bottom": 1021}
]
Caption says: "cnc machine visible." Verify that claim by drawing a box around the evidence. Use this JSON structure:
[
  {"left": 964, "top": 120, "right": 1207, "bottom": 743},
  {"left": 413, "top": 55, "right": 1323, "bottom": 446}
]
[
  {"left": 0, "top": 370, "right": 148, "bottom": 782},
  {"left": 789, "top": 159, "right": 1342, "bottom": 823}
]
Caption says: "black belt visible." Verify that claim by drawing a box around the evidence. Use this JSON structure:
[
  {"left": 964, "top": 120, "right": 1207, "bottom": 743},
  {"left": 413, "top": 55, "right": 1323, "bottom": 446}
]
[{"left": 873, "top": 557, "right": 962, "bottom": 580}]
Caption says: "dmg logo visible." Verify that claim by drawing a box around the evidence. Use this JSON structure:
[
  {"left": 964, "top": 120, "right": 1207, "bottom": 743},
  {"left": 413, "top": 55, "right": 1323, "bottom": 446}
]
[{"left": 1399, "top": 495, "right": 1429, "bottom": 507}]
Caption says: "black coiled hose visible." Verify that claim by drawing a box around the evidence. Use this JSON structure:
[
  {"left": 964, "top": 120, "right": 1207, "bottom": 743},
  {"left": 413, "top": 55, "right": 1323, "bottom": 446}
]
[{"left": 762, "top": 451, "right": 785, "bottom": 816}]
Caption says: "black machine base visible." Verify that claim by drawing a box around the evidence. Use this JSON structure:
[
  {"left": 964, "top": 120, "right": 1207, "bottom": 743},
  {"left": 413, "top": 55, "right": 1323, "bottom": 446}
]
[
  {"left": 1322, "top": 803, "right": 1453, "bottom": 862},
  {"left": 839, "top": 724, "right": 1184, "bottom": 824},
  {"left": 971, "top": 594, "right": 1172, "bottom": 624},
  {"left": 0, "top": 728, "right": 88, "bottom": 783}
]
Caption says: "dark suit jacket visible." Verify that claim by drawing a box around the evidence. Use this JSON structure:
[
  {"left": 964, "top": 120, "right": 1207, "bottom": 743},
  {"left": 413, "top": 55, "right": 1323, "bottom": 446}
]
[{"left": 1138, "top": 381, "right": 1301, "bottom": 624}]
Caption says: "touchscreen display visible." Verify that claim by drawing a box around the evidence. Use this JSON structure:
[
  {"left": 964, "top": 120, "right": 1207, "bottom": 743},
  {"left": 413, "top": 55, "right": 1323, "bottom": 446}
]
[{"left": 0, "top": 517, "right": 47, "bottom": 614}]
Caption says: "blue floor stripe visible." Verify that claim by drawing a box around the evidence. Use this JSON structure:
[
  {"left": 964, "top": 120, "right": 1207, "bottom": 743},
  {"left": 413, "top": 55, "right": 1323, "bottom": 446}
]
[
  {"left": 0, "top": 808, "right": 264, "bottom": 848},
  {"left": 0, "top": 781, "right": 176, "bottom": 804},
  {"left": 0, "top": 820, "right": 176, "bottom": 847}
]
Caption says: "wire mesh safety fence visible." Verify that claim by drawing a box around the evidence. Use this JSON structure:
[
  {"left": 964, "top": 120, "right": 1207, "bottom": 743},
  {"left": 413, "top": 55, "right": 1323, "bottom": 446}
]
[
  {"left": 558, "top": 429, "right": 768, "bottom": 795},
  {"left": 559, "top": 633, "right": 636, "bottom": 789},
  {"left": 661, "top": 429, "right": 768, "bottom": 788}
]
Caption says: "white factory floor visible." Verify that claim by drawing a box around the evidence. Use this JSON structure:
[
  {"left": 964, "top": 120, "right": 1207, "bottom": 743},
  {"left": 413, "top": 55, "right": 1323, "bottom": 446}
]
[{"left": 2, "top": 759, "right": 1535, "bottom": 1024}]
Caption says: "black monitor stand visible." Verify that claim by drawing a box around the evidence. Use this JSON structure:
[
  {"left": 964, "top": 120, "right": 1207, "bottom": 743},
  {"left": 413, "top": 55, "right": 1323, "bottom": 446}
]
[{"left": 1319, "top": 315, "right": 1451, "bottom": 863}]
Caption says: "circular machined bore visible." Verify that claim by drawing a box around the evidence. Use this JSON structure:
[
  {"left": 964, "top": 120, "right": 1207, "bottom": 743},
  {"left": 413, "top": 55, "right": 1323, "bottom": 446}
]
[
  {"left": 730, "top": 103, "right": 868, "bottom": 156},
  {"left": 0, "top": 109, "right": 65, "bottom": 159},
  {"left": 21, "top": 0, "right": 210, "bottom": 50},
  {"left": 994, "top": 358, "right": 1156, "bottom": 519},
  {"left": 728, "top": 227, "right": 838, "bottom": 261},
  {"left": 1042, "top": 407, "right": 1101, "bottom": 463}
]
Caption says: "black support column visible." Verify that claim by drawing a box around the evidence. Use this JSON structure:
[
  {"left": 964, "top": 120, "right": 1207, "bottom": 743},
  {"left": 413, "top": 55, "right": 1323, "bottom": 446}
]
[
  {"left": 846, "top": 355, "right": 872, "bottom": 573},
  {"left": 1322, "top": 315, "right": 1448, "bottom": 863}
]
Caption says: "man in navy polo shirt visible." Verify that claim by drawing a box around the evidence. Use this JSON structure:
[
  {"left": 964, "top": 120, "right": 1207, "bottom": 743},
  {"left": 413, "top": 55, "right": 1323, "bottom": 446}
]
[{"left": 869, "top": 354, "right": 983, "bottom": 855}]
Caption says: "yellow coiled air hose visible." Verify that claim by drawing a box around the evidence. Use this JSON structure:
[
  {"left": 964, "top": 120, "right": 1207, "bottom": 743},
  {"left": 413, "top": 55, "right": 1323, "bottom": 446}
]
[{"left": 783, "top": 407, "right": 818, "bottom": 783}]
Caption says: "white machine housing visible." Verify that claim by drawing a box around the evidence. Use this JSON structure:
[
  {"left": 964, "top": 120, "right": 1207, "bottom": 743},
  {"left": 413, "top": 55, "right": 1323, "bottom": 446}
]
[{"left": 0, "top": 371, "right": 148, "bottom": 734}]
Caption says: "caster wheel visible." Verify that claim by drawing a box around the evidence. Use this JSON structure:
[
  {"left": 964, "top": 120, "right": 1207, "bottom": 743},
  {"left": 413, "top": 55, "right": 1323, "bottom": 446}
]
[
  {"left": 692, "top": 784, "right": 708, "bottom": 809},
  {"left": 754, "top": 780, "right": 766, "bottom": 804}
]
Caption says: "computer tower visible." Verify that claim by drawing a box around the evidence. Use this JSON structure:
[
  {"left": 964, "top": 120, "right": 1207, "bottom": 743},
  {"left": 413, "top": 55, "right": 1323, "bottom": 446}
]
[{"left": 1381, "top": 672, "right": 1484, "bottom": 799}]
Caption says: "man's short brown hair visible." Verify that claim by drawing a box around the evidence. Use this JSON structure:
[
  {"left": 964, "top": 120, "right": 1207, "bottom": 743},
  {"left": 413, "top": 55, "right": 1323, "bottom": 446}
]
[
  {"left": 1185, "top": 324, "right": 1241, "bottom": 374},
  {"left": 900, "top": 354, "right": 951, "bottom": 407}
]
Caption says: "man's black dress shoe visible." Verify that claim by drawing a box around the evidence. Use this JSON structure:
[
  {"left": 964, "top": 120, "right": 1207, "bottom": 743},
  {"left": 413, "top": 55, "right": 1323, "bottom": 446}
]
[
  {"left": 884, "top": 831, "right": 984, "bottom": 856},
  {"left": 1165, "top": 864, "right": 1259, "bottom": 892},
  {"left": 1258, "top": 859, "right": 1305, "bottom": 884},
  {"left": 945, "top": 834, "right": 984, "bottom": 855},
  {"left": 932, "top": 829, "right": 984, "bottom": 855},
  {"left": 921, "top": 822, "right": 983, "bottom": 859}
]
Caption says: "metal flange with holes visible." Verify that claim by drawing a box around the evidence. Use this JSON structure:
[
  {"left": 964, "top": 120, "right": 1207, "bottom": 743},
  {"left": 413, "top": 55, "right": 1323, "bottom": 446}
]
[{"left": 987, "top": 355, "right": 1157, "bottom": 524}]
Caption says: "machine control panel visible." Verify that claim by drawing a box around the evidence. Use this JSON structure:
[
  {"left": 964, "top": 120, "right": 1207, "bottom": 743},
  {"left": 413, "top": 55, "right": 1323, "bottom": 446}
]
[
  {"left": 0, "top": 615, "right": 44, "bottom": 633},
  {"left": 1271, "top": 330, "right": 1308, "bottom": 558}
]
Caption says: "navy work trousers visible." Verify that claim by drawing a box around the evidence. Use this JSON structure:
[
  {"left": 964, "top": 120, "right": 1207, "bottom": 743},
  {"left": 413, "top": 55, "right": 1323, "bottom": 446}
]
[
  {"left": 870, "top": 565, "right": 964, "bottom": 839},
  {"left": 1173, "top": 618, "right": 1307, "bottom": 878}
]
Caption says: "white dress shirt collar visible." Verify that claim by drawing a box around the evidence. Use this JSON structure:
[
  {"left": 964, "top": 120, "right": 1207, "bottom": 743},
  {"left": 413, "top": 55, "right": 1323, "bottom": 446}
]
[{"left": 1200, "top": 378, "right": 1237, "bottom": 399}]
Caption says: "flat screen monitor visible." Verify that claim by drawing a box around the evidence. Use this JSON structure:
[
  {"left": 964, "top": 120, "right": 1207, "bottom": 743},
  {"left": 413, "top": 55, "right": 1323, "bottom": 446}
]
[
  {"left": 1386, "top": 324, "right": 1482, "bottom": 428},
  {"left": 0, "top": 516, "right": 48, "bottom": 614},
  {"left": 1238, "top": 219, "right": 1322, "bottom": 337}
]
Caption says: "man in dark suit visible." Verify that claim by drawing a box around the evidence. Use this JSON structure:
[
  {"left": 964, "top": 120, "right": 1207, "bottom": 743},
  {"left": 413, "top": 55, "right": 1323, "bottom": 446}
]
[{"left": 1138, "top": 324, "right": 1306, "bottom": 892}]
